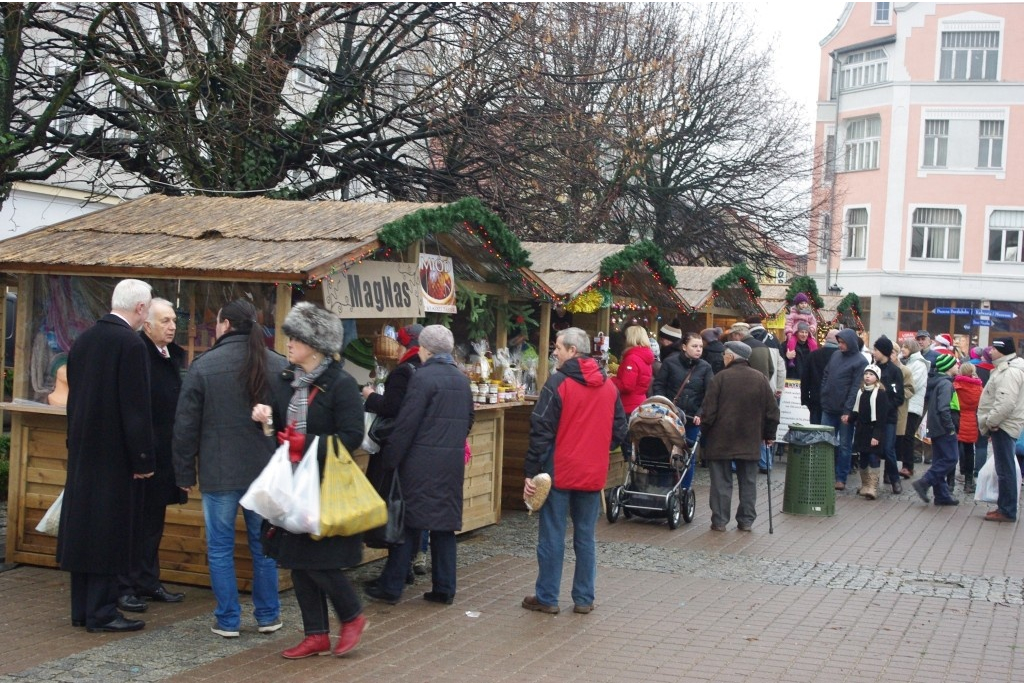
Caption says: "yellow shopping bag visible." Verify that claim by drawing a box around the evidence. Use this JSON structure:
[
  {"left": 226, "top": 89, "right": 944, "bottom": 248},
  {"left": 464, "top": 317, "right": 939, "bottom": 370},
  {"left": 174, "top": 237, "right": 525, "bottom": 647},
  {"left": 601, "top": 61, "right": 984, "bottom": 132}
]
[{"left": 312, "top": 435, "right": 388, "bottom": 539}]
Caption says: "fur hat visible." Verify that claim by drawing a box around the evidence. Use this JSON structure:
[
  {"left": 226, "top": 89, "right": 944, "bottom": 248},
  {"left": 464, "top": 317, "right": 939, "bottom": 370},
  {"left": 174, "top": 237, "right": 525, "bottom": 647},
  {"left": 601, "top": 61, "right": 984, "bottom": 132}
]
[
  {"left": 793, "top": 292, "right": 810, "bottom": 305},
  {"left": 729, "top": 322, "right": 751, "bottom": 336},
  {"left": 991, "top": 336, "right": 1016, "bottom": 357},
  {"left": 282, "top": 303, "right": 344, "bottom": 357},
  {"left": 863, "top": 364, "right": 881, "bottom": 380},
  {"left": 933, "top": 353, "right": 958, "bottom": 373},
  {"left": 873, "top": 335, "right": 894, "bottom": 358},
  {"left": 419, "top": 324, "right": 454, "bottom": 354},
  {"left": 659, "top": 324, "right": 682, "bottom": 341},
  {"left": 723, "top": 340, "right": 751, "bottom": 360}
]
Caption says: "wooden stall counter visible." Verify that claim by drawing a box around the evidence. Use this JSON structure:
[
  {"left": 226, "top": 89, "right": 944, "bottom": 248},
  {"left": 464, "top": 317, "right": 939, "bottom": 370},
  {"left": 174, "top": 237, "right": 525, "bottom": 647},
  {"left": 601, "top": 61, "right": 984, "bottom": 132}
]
[{"left": 2, "top": 402, "right": 290, "bottom": 591}]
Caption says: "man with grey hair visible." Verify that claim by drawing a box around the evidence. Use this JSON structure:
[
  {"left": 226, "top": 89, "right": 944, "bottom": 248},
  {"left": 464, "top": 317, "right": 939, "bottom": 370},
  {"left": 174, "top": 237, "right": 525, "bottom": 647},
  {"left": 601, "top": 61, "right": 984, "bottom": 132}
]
[
  {"left": 58, "top": 279, "right": 155, "bottom": 632},
  {"left": 697, "top": 340, "right": 780, "bottom": 532},
  {"left": 522, "top": 327, "right": 627, "bottom": 615}
]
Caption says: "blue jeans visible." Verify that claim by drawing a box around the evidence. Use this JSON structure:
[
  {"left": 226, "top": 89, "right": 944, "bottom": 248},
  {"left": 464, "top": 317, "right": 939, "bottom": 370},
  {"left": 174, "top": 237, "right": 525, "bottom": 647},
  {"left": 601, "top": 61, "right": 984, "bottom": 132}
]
[
  {"left": 535, "top": 488, "right": 600, "bottom": 608},
  {"left": 990, "top": 429, "right": 1019, "bottom": 520},
  {"left": 974, "top": 434, "right": 990, "bottom": 477},
  {"left": 921, "top": 433, "right": 959, "bottom": 504},
  {"left": 821, "top": 411, "right": 854, "bottom": 484},
  {"left": 202, "top": 490, "right": 280, "bottom": 630}
]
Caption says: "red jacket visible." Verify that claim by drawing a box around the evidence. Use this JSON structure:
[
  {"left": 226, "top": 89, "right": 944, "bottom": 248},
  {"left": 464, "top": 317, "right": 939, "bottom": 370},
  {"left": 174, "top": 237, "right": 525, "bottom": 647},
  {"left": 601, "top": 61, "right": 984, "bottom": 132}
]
[
  {"left": 953, "top": 374, "right": 983, "bottom": 443},
  {"left": 612, "top": 345, "right": 654, "bottom": 413}
]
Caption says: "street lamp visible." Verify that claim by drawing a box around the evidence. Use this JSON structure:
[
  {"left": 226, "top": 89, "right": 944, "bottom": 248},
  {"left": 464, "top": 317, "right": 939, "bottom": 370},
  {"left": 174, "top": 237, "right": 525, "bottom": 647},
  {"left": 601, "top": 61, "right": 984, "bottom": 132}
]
[{"left": 828, "top": 283, "right": 843, "bottom": 294}]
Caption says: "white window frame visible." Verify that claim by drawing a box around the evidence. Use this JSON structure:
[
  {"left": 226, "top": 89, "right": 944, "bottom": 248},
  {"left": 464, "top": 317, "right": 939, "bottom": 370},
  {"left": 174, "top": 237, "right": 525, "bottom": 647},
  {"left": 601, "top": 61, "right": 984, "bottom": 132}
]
[
  {"left": 978, "top": 120, "right": 1004, "bottom": 169},
  {"left": 843, "top": 207, "right": 868, "bottom": 260},
  {"left": 823, "top": 131, "right": 836, "bottom": 184},
  {"left": 818, "top": 213, "right": 832, "bottom": 263},
  {"left": 922, "top": 119, "right": 948, "bottom": 168},
  {"left": 910, "top": 207, "right": 962, "bottom": 261},
  {"left": 872, "top": 2, "right": 892, "bottom": 25},
  {"left": 839, "top": 47, "right": 889, "bottom": 92},
  {"left": 986, "top": 209, "right": 1024, "bottom": 263},
  {"left": 843, "top": 117, "right": 881, "bottom": 172},
  {"left": 294, "top": 35, "right": 323, "bottom": 88},
  {"left": 936, "top": 15, "right": 1003, "bottom": 83}
]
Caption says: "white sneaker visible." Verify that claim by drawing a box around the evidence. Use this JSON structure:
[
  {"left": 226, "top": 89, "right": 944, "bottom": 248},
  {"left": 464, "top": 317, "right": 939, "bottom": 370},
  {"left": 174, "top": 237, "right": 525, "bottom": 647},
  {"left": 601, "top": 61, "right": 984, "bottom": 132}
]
[
  {"left": 257, "top": 618, "right": 283, "bottom": 634},
  {"left": 211, "top": 623, "right": 240, "bottom": 638}
]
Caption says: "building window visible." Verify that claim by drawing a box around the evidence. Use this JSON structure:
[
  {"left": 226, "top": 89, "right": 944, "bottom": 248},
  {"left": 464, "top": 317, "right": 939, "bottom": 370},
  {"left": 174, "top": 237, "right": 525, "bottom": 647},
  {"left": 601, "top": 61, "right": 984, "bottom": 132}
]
[
  {"left": 923, "top": 120, "right": 948, "bottom": 168},
  {"left": 843, "top": 117, "right": 880, "bottom": 172},
  {"left": 844, "top": 208, "right": 867, "bottom": 259},
  {"left": 840, "top": 48, "right": 889, "bottom": 91},
  {"left": 294, "top": 36, "right": 322, "bottom": 87},
  {"left": 987, "top": 210, "right": 1024, "bottom": 262},
  {"left": 911, "top": 208, "right": 961, "bottom": 260},
  {"left": 939, "top": 31, "right": 999, "bottom": 81},
  {"left": 873, "top": 2, "right": 891, "bottom": 25},
  {"left": 818, "top": 214, "right": 832, "bottom": 263},
  {"left": 978, "top": 120, "right": 1004, "bottom": 169}
]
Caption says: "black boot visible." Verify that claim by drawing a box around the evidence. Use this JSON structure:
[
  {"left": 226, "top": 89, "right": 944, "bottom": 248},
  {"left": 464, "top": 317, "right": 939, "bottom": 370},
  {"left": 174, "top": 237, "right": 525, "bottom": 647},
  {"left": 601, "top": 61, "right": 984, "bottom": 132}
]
[
  {"left": 946, "top": 471, "right": 956, "bottom": 489},
  {"left": 964, "top": 475, "right": 975, "bottom": 494}
]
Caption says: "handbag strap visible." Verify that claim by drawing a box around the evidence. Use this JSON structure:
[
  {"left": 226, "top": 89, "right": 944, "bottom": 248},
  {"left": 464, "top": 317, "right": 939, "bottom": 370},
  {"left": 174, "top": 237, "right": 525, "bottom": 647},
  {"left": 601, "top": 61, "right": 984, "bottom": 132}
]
[{"left": 672, "top": 365, "right": 696, "bottom": 406}]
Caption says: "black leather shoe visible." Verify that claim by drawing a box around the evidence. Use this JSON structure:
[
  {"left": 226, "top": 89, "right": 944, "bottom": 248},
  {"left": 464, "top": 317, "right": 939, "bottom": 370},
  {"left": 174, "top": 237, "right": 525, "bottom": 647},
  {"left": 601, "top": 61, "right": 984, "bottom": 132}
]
[
  {"left": 87, "top": 617, "right": 145, "bottom": 633},
  {"left": 422, "top": 591, "right": 454, "bottom": 605},
  {"left": 71, "top": 619, "right": 85, "bottom": 627},
  {"left": 142, "top": 586, "right": 185, "bottom": 603},
  {"left": 364, "top": 585, "right": 400, "bottom": 605},
  {"left": 117, "top": 594, "right": 148, "bottom": 613}
]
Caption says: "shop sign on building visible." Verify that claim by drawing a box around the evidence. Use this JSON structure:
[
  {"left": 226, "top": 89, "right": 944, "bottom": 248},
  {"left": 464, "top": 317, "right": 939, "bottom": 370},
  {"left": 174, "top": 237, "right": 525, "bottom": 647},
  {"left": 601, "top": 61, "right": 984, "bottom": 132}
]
[
  {"left": 323, "top": 261, "right": 423, "bottom": 318},
  {"left": 419, "top": 253, "right": 457, "bottom": 313}
]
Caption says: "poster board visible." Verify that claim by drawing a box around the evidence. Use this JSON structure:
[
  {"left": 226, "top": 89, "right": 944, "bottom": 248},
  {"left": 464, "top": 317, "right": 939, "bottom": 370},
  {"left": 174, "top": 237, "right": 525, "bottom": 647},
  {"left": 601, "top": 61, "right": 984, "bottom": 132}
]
[
  {"left": 776, "top": 378, "right": 811, "bottom": 442},
  {"left": 322, "top": 261, "right": 423, "bottom": 318}
]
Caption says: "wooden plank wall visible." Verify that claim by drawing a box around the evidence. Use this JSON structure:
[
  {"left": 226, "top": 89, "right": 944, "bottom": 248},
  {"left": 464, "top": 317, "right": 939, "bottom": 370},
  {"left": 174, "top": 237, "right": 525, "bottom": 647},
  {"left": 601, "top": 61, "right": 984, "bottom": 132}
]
[{"left": 462, "top": 411, "right": 503, "bottom": 532}]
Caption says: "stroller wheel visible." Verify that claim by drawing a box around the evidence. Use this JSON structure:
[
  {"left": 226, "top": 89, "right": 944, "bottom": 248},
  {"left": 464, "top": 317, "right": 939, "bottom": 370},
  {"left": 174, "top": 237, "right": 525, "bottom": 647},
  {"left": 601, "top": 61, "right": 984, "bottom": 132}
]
[
  {"left": 666, "top": 492, "right": 681, "bottom": 530},
  {"left": 605, "top": 487, "right": 622, "bottom": 523},
  {"left": 681, "top": 488, "right": 696, "bottom": 523}
]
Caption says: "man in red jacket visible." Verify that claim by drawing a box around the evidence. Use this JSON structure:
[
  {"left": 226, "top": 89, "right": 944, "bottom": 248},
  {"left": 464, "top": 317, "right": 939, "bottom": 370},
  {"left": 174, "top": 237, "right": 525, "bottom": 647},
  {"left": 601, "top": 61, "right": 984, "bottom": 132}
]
[{"left": 522, "top": 327, "right": 628, "bottom": 615}]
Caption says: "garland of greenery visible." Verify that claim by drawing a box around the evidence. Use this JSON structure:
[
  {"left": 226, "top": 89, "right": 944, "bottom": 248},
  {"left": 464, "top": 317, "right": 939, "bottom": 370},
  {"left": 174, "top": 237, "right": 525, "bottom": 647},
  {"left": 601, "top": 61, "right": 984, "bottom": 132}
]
[
  {"left": 504, "top": 302, "right": 538, "bottom": 335},
  {"left": 836, "top": 292, "right": 861, "bottom": 315},
  {"left": 710, "top": 263, "right": 762, "bottom": 298},
  {"left": 598, "top": 240, "right": 677, "bottom": 288},
  {"left": 785, "top": 275, "right": 824, "bottom": 309},
  {"left": 378, "top": 196, "right": 531, "bottom": 268}
]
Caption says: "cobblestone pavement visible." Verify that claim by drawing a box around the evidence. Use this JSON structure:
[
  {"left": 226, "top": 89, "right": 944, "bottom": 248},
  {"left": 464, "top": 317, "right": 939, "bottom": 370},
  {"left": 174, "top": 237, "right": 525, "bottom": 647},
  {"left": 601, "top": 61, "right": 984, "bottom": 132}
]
[{"left": 2, "top": 463, "right": 1023, "bottom": 682}]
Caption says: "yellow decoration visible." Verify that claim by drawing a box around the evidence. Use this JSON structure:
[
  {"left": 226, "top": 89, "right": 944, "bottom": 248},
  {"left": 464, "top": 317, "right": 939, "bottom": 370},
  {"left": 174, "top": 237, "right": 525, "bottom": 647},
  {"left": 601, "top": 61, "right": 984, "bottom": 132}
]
[{"left": 565, "top": 290, "right": 604, "bottom": 314}]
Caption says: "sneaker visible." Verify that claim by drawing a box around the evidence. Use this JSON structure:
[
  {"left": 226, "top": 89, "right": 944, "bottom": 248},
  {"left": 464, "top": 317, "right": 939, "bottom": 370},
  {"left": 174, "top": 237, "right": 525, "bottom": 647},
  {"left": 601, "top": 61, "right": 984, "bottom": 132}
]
[
  {"left": 211, "top": 623, "right": 240, "bottom": 638},
  {"left": 258, "top": 618, "right": 283, "bottom": 634},
  {"left": 412, "top": 552, "right": 428, "bottom": 575},
  {"left": 521, "top": 595, "right": 559, "bottom": 614}
]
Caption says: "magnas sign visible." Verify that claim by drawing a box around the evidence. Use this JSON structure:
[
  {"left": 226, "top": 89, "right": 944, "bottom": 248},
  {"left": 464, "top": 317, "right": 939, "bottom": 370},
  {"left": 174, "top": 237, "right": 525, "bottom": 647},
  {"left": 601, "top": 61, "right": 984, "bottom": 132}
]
[{"left": 322, "top": 261, "right": 424, "bottom": 318}]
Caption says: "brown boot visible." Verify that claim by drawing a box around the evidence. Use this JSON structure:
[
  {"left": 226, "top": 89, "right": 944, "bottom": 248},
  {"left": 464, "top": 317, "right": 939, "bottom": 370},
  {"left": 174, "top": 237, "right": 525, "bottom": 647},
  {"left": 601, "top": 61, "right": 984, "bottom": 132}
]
[
  {"left": 856, "top": 469, "right": 869, "bottom": 496},
  {"left": 862, "top": 468, "right": 879, "bottom": 500}
]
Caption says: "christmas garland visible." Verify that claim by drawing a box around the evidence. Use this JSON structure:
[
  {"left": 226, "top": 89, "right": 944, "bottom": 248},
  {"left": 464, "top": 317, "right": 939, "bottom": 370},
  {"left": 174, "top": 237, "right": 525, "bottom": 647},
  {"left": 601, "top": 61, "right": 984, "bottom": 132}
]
[
  {"left": 505, "top": 302, "right": 538, "bottom": 335},
  {"left": 598, "top": 240, "right": 677, "bottom": 288},
  {"left": 378, "top": 197, "right": 531, "bottom": 268},
  {"left": 710, "top": 263, "right": 762, "bottom": 298},
  {"left": 564, "top": 289, "right": 609, "bottom": 314},
  {"left": 836, "top": 292, "right": 861, "bottom": 315},
  {"left": 785, "top": 276, "right": 824, "bottom": 309}
]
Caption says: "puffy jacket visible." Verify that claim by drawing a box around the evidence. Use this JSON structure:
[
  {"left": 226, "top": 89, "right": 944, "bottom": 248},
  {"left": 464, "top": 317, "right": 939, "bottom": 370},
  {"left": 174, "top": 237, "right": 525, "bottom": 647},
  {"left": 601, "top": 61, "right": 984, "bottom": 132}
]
[
  {"left": 978, "top": 353, "right": 1024, "bottom": 439},
  {"left": 953, "top": 374, "right": 983, "bottom": 443},
  {"left": 652, "top": 352, "right": 714, "bottom": 419},
  {"left": 800, "top": 343, "right": 837, "bottom": 410},
  {"left": 750, "top": 325, "right": 786, "bottom": 392},
  {"left": 876, "top": 359, "right": 904, "bottom": 425},
  {"left": 925, "top": 371, "right": 956, "bottom": 439},
  {"left": 905, "top": 352, "right": 930, "bottom": 416},
  {"left": 702, "top": 339, "right": 726, "bottom": 375},
  {"left": 820, "top": 329, "right": 868, "bottom": 416},
  {"left": 525, "top": 356, "right": 628, "bottom": 491},
  {"left": 612, "top": 344, "right": 654, "bottom": 414}
]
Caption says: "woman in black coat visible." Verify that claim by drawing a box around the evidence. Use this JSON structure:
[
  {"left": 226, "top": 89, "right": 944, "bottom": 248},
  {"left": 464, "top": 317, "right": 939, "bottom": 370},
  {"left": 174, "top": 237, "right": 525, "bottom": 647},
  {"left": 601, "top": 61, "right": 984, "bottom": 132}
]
[
  {"left": 365, "top": 325, "right": 474, "bottom": 607},
  {"left": 253, "top": 303, "right": 366, "bottom": 660},
  {"left": 652, "top": 332, "right": 714, "bottom": 442}
]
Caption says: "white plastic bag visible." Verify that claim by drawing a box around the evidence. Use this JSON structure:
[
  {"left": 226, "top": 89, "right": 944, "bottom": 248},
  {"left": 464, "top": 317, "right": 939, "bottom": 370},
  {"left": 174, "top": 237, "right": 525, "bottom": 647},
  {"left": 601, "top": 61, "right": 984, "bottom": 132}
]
[
  {"left": 975, "top": 458, "right": 998, "bottom": 503},
  {"left": 241, "top": 442, "right": 294, "bottom": 521},
  {"left": 275, "top": 437, "right": 321, "bottom": 535},
  {"left": 361, "top": 412, "right": 380, "bottom": 454},
  {"left": 35, "top": 489, "right": 64, "bottom": 536}
]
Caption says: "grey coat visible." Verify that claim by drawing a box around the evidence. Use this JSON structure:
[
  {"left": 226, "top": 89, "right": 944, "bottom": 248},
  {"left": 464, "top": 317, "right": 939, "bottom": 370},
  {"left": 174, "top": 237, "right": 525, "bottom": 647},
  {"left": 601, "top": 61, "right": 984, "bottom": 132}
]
[
  {"left": 172, "top": 332, "right": 288, "bottom": 492},
  {"left": 820, "top": 329, "right": 868, "bottom": 416}
]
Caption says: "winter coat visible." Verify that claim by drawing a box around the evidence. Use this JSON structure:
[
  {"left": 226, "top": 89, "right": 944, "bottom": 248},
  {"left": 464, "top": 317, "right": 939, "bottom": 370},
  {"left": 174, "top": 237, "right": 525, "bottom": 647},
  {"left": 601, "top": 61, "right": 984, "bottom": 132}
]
[
  {"left": 700, "top": 359, "right": 780, "bottom": 461},
  {"left": 142, "top": 334, "right": 187, "bottom": 506},
  {"left": 652, "top": 352, "right": 714, "bottom": 419},
  {"left": 925, "top": 371, "right": 956, "bottom": 439},
  {"left": 978, "top": 353, "right": 1024, "bottom": 439},
  {"left": 851, "top": 385, "right": 890, "bottom": 454},
  {"left": 173, "top": 331, "right": 288, "bottom": 492},
  {"left": 787, "top": 336, "right": 814, "bottom": 379},
  {"left": 905, "top": 352, "right": 930, "bottom": 416},
  {"left": 265, "top": 361, "right": 366, "bottom": 569},
  {"left": 800, "top": 343, "right": 838, "bottom": 411},
  {"left": 58, "top": 315, "right": 155, "bottom": 575},
  {"left": 701, "top": 339, "right": 726, "bottom": 375},
  {"left": 876, "top": 359, "right": 904, "bottom": 425},
  {"left": 612, "top": 344, "right": 654, "bottom": 414},
  {"left": 742, "top": 334, "right": 776, "bottom": 382},
  {"left": 750, "top": 325, "right": 786, "bottom": 392},
  {"left": 381, "top": 356, "right": 474, "bottom": 531},
  {"left": 784, "top": 306, "right": 818, "bottom": 339},
  {"left": 363, "top": 354, "right": 422, "bottom": 495},
  {"left": 820, "top": 329, "right": 868, "bottom": 416},
  {"left": 953, "top": 374, "right": 983, "bottom": 444},
  {"left": 896, "top": 364, "right": 914, "bottom": 435},
  {"left": 525, "top": 355, "right": 628, "bottom": 491}
]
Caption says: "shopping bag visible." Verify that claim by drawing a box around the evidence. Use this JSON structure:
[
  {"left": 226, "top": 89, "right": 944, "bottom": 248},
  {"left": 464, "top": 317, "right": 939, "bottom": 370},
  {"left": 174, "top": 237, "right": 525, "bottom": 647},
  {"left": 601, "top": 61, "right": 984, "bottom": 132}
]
[
  {"left": 35, "top": 489, "right": 64, "bottom": 536},
  {"left": 240, "top": 442, "right": 294, "bottom": 521},
  {"left": 1016, "top": 430, "right": 1024, "bottom": 458},
  {"left": 312, "top": 435, "right": 387, "bottom": 539},
  {"left": 366, "top": 414, "right": 397, "bottom": 447},
  {"left": 361, "top": 412, "right": 381, "bottom": 454},
  {"left": 363, "top": 471, "right": 405, "bottom": 549},
  {"left": 275, "top": 436, "right": 321, "bottom": 535},
  {"left": 975, "top": 457, "right": 999, "bottom": 503}
]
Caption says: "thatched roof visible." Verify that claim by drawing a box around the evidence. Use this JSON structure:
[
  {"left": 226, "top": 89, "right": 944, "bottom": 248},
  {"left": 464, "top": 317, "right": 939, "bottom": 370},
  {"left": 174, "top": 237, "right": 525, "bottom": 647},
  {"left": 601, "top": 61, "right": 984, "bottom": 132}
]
[
  {"left": 670, "top": 266, "right": 731, "bottom": 308},
  {"left": 758, "top": 283, "right": 791, "bottom": 317},
  {"left": 0, "top": 195, "right": 552, "bottom": 298}
]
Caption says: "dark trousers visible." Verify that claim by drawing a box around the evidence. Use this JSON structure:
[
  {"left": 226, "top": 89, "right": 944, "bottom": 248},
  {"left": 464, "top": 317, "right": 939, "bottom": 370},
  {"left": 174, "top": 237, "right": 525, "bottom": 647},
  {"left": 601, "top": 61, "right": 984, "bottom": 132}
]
[
  {"left": 118, "top": 486, "right": 167, "bottom": 595},
  {"left": 921, "top": 433, "right": 959, "bottom": 503},
  {"left": 808, "top": 407, "right": 823, "bottom": 426},
  {"left": 70, "top": 571, "right": 120, "bottom": 628},
  {"left": 380, "top": 527, "right": 457, "bottom": 597},
  {"left": 291, "top": 569, "right": 362, "bottom": 635},
  {"left": 897, "top": 413, "right": 923, "bottom": 471},
  {"left": 958, "top": 442, "right": 975, "bottom": 481}
]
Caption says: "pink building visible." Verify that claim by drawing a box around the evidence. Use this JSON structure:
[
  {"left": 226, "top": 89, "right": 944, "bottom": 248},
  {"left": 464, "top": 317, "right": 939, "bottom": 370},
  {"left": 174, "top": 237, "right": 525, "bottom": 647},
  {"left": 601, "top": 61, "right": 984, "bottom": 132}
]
[{"left": 809, "top": 2, "right": 1024, "bottom": 348}]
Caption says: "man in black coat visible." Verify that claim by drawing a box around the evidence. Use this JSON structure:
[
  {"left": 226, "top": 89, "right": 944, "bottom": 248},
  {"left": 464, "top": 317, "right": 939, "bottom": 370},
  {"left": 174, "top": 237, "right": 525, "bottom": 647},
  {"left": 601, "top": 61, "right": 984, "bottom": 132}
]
[
  {"left": 57, "top": 279, "right": 155, "bottom": 633},
  {"left": 118, "top": 298, "right": 187, "bottom": 611},
  {"left": 801, "top": 329, "right": 840, "bottom": 425}
]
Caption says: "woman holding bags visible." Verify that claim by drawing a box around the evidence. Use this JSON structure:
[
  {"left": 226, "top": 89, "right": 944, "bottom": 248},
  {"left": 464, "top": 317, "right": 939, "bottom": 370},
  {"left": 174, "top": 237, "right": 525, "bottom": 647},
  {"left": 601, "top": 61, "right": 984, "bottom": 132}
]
[{"left": 252, "top": 303, "right": 366, "bottom": 660}]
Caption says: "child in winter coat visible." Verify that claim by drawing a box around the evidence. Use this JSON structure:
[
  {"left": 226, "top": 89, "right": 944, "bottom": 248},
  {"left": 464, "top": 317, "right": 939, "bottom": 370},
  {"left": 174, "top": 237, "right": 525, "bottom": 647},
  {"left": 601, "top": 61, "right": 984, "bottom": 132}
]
[
  {"left": 850, "top": 364, "right": 891, "bottom": 500},
  {"left": 784, "top": 293, "right": 819, "bottom": 361},
  {"left": 950, "top": 362, "right": 983, "bottom": 493}
]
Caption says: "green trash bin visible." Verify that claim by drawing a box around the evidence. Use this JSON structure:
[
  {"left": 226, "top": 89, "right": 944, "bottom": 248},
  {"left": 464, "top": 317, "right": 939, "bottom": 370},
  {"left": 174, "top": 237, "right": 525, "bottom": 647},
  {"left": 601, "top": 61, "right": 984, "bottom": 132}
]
[{"left": 782, "top": 424, "right": 836, "bottom": 516}]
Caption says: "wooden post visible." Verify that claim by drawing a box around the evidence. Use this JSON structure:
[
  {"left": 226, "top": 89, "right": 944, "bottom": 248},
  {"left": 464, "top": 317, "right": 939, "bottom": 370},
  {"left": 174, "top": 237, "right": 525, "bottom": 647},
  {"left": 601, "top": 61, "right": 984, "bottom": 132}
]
[
  {"left": 538, "top": 302, "right": 551, "bottom": 386},
  {"left": 274, "top": 283, "right": 291, "bottom": 355}
]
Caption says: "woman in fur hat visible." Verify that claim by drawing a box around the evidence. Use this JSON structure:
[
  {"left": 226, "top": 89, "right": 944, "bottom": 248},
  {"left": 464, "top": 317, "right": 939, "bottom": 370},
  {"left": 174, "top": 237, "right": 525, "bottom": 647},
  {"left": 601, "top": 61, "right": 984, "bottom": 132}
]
[{"left": 252, "top": 302, "right": 367, "bottom": 659}]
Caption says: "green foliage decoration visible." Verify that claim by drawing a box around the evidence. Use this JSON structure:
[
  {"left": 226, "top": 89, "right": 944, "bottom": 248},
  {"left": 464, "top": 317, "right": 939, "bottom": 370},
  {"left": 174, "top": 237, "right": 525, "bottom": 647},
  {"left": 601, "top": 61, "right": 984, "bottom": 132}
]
[
  {"left": 836, "top": 292, "right": 861, "bottom": 315},
  {"left": 598, "top": 241, "right": 677, "bottom": 288},
  {"left": 711, "top": 263, "right": 762, "bottom": 298},
  {"left": 378, "top": 197, "right": 531, "bottom": 269},
  {"left": 785, "top": 276, "right": 824, "bottom": 309},
  {"left": 504, "top": 302, "right": 538, "bottom": 335},
  {"left": 456, "top": 283, "right": 495, "bottom": 341}
]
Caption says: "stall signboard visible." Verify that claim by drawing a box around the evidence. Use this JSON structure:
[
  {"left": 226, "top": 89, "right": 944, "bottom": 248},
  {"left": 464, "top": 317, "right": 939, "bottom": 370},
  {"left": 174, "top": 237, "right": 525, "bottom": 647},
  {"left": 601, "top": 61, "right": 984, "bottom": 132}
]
[
  {"left": 323, "top": 261, "right": 423, "bottom": 318},
  {"left": 419, "top": 253, "right": 457, "bottom": 313},
  {"left": 775, "top": 378, "right": 811, "bottom": 442}
]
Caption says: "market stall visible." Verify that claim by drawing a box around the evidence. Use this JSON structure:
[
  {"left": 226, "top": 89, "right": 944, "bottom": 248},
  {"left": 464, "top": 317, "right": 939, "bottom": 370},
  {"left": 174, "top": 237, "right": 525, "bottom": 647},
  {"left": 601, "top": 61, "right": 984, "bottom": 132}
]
[
  {"left": 0, "top": 194, "right": 553, "bottom": 587},
  {"left": 671, "top": 264, "right": 765, "bottom": 333}
]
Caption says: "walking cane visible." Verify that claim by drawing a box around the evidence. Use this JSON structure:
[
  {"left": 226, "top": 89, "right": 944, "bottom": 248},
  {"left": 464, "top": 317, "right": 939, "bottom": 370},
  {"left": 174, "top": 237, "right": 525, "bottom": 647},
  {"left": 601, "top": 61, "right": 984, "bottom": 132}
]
[{"left": 766, "top": 441, "right": 774, "bottom": 534}]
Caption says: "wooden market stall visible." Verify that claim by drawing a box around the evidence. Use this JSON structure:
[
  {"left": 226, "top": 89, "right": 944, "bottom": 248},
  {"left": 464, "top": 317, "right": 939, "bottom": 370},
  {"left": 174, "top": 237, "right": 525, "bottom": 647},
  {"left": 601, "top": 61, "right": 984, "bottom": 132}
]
[
  {"left": 0, "top": 194, "right": 554, "bottom": 588},
  {"left": 671, "top": 264, "right": 766, "bottom": 333},
  {"left": 502, "top": 241, "right": 688, "bottom": 511}
]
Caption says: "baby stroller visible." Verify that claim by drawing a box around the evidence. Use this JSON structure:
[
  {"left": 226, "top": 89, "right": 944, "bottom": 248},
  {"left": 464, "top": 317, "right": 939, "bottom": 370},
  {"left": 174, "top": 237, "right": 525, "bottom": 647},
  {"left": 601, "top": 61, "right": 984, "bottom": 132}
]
[{"left": 606, "top": 396, "right": 697, "bottom": 529}]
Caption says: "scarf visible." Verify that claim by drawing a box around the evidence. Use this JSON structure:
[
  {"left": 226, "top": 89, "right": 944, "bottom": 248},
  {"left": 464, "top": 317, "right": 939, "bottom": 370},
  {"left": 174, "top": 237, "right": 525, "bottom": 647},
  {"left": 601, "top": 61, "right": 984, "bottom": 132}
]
[
  {"left": 399, "top": 345, "right": 420, "bottom": 365},
  {"left": 287, "top": 358, "right": 330, "bottom": 435},
  {"left": 853, "top": 383, "right": 880, "bottom": 423}
]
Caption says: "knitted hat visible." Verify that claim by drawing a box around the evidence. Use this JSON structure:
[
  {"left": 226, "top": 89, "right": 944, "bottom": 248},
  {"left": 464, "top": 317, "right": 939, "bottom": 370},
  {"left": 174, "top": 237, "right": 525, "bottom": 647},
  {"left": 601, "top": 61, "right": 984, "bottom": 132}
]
[
  {"left": 863, "top": 364, "right": 881, "bottom": 380},
  {"left": 873, "top": 335, "right": 894, "bottom": 358},
  {"left": 659, "top": 324, "right": 682, "bottom": 341},
  {"left": 969, "top": 346, "right": 983, "bottom": 361},
  {"left": 397, "top": 323, "right": 423, "bottom": 348},
  {"left": 700, "top": 327, "right": 720, "bottom": 343},
  {"left": 797, "top": 322, "right": 810, "bottom": 332},
  {"left": 932, "top": 353, "right": 958, "bottom": 373},
  {"left": 282, "top": 303, "right": 344, "bottom": 357},
  {"left": 825, "top": 329, "right": 840, "bottom": 345},
  {"left": 419, "top": 324, "right": 454, "bottom": 354},
  {"left": 723, "top": 341, "right": 751, "bottom": 360},
  {"left": 793, "top": 292, "right": 810, "bottom": 305},
  {"left": 991, "top": 336, "right": 1016, "bottom": 356},
  {"left": 982, "top": 346, "right": 994, "bottom": 363}
]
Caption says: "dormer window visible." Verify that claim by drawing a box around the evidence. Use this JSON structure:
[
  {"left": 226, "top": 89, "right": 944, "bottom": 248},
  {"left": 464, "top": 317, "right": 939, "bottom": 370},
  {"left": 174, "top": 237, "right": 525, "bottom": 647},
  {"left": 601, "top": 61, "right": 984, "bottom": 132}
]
[{"left": 873, "top": 2, "right": 891, "bottom": 25}]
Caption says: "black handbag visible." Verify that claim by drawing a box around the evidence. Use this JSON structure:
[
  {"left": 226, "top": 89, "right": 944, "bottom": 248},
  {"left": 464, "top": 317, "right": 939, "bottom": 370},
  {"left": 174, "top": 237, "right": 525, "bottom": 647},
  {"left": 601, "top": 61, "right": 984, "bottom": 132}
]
[
  {"left": 367, "top": 415, "right": 398, "bottom": 447},
  {"left": 363, "top": 471, "right": 405, "bottom": 549}
]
